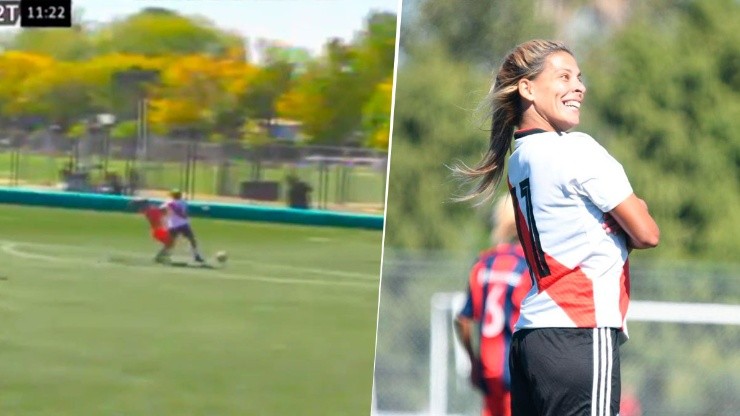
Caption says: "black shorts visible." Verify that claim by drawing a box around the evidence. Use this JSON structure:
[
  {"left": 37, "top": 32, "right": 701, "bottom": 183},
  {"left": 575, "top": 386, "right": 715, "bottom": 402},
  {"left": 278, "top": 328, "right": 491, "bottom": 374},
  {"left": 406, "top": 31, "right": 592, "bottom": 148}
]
[{"left": 509, "top": 327, "right": 621, "bottom": 416}]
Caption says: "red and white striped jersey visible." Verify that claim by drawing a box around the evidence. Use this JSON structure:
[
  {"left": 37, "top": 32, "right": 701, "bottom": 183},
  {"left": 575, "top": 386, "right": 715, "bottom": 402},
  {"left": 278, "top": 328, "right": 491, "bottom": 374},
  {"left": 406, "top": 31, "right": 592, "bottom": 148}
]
[{"left": 507, "top": 129, "right": 633, "bottom": 333}]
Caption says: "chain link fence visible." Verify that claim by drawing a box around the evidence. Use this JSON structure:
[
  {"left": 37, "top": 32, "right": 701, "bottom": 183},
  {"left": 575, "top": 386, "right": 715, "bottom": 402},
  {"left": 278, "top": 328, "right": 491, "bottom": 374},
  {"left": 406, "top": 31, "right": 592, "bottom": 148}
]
[
  {"left": 0, "top": 127, "right": 387, "bottom": 212},
  {"left": 373, "top": 249, "right": 740, "bottom": 416}
]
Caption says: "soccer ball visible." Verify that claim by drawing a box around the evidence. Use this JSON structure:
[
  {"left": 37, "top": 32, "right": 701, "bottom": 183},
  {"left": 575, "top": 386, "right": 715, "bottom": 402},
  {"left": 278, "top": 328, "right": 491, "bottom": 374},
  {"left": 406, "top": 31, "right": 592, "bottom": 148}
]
[{"left": 215, "top": 250, "right": 228, "bottom": 263}]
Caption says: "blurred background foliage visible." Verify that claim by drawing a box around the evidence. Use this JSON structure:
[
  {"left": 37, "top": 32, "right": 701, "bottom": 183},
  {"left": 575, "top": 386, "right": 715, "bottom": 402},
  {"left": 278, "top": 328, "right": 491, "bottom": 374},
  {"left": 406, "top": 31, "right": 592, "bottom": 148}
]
[
  {"left": 0, "top": 7, "right": 397, "bottom": 149},
  {"left": 385, "top": 0, "right": 739, "bottom": 262}
]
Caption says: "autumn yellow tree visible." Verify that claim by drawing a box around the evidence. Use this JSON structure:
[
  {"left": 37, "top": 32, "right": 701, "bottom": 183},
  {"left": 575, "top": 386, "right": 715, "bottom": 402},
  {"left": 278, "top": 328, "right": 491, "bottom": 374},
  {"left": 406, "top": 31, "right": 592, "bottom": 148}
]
[
  {"left": 0, "top": 7, "right": 397, "bottom": 151},
  {"left": 148, "top": 51, "right": 257, "bottom": 138},
  {"left": 362, "top": 77, "right": 393, "bottom": 149},
  {"left": 84, "top": 53, "right": 165, "bottom": 117},
  {"left": 0, "top": 52, "right": 55, "bottom": 120}
]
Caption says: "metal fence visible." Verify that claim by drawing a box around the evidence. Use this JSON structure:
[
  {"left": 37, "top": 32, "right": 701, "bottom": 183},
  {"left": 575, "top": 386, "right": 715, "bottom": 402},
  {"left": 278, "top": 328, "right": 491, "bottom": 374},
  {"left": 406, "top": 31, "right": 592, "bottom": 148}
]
[
  {"left": 373, "top": 249, "right": 740, "bottom": 416},
  {"left": 0, "top": 128, "right": 387, "bottom": 212}
]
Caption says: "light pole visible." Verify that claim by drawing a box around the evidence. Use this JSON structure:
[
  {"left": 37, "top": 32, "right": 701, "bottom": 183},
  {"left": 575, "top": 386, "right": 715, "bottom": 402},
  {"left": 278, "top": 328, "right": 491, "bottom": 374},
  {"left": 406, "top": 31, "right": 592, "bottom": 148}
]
[
  {"left": 113, "top": 68, "right": 160, "bottom": 195},
  {"left": 96, "top": 113, "right": 116, "bottom": 176}
]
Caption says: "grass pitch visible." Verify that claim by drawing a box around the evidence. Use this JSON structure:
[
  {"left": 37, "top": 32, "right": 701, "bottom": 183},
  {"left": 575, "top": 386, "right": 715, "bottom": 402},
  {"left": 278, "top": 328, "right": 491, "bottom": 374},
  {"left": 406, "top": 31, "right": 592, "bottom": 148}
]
[{"left": 0, "top": 204, "right": 382, "bottom": 415}]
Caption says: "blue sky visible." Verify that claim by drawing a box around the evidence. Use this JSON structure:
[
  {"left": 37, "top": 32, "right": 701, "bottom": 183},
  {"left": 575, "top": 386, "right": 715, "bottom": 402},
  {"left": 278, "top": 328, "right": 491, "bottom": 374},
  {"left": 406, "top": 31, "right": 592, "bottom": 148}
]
[{"left": 71, "top": 0, "right": 400, "bottom": 55}]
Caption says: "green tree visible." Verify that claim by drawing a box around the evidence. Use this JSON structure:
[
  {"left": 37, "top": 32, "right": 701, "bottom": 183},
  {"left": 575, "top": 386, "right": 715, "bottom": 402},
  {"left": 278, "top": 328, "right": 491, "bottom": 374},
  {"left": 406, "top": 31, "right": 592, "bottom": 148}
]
[
  {"left": 91, "top": 8, "right": 243, "bottom": 57},
  {"left": 384, "top": 45, "right": 493, "bottom": 251},
  {"left": 275, "top": 12, "right": 397, "bottom": 145},
  {"left": 579, "top": 0, "right": 740, "bottom": 261},
  {"left": 2, "top": 27, "right": 93, "bottom": 60},
  {"left": 407, "top": 0, "right": 552, "bottom": 68},
  {"left": 110, "top": 120, "right": 138, "bottom": 140},
  {"left": 242, "top": 60, "right": 294, "bottom": 123},
  {"left": 354, "top": 12, "right": 398, "bottom": 84}
]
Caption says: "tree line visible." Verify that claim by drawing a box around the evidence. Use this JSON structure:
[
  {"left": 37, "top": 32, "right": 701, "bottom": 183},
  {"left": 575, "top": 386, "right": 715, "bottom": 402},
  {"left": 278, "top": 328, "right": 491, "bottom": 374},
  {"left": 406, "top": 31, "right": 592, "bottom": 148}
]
[
  {"left": 0, "top": 7, "right": 396, "bottom": 149},
  {"left": 385, "top": 0, "right": 739, "bottom": 262}
]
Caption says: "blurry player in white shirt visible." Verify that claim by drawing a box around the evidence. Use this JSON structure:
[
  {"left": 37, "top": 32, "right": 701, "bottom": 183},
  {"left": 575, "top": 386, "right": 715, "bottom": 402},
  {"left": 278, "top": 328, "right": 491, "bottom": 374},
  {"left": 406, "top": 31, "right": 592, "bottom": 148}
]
[{"left": 161, "top": 189, "right": 205, "bottom": 263}]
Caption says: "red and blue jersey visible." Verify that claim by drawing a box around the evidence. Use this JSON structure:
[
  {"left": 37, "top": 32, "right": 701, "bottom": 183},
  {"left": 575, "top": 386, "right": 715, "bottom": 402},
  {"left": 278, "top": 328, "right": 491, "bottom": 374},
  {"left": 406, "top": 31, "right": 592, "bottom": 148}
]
[{"left": 459, "top": 243, "right": 531, "bottom": 385}]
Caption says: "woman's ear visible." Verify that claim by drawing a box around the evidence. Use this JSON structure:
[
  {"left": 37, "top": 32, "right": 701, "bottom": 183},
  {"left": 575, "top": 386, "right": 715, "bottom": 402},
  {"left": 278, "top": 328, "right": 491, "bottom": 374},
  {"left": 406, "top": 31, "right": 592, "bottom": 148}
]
[{"left": 518, "top": 78, "right": 535, "bottom": 102}]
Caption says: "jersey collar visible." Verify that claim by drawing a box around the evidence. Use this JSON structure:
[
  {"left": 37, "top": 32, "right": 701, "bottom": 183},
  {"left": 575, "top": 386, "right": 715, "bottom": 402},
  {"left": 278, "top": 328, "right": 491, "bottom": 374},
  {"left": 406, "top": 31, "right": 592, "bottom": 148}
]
[{"left": 513, "top": 128, "right": 564, "bottom": 139}]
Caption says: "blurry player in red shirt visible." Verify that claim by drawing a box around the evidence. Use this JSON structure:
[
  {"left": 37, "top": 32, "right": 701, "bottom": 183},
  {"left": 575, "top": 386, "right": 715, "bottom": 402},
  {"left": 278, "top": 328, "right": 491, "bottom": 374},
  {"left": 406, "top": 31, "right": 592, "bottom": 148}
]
[
  {"left": 620, "top": 386, "right": 643, "bottom": 416},
  {"left": 131, "top": 198, "right": 173, "bottom": 263},
  {"left": 455, "top": 196, "right": 532, "bottom": 416}
]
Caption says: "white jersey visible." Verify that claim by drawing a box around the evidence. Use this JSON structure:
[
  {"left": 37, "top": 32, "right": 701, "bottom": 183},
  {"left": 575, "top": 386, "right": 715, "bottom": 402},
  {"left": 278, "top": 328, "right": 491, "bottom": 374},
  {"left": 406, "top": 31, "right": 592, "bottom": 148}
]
[
  {"left": 160, "top": 199, "right": 190, "bottom": 229},
  {"left": 507, "top": 129, "right": 633, "bottom": 334}
]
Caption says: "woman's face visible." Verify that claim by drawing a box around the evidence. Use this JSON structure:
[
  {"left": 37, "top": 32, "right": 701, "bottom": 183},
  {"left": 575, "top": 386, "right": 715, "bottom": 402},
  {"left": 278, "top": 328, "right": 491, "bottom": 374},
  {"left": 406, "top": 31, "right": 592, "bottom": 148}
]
[{"left": 520, "top": 51, "right": 586, "bottom": 132}]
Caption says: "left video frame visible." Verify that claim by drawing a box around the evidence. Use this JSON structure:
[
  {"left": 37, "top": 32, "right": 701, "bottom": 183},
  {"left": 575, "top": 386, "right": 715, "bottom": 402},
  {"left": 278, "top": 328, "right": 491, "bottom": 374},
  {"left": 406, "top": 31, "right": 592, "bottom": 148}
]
[{"left": 0, "top": 1, "right": 398, "bottom": 415}]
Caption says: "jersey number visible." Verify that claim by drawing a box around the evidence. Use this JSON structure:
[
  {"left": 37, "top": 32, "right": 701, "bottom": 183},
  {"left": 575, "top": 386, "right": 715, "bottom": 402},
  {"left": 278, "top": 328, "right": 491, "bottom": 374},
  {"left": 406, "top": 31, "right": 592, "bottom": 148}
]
[
  {"left": 513, "top": 178, "right": 551, "bottom": 278},
  {"left": 481, "top": 284, "right": 505, "bottom": 338}
]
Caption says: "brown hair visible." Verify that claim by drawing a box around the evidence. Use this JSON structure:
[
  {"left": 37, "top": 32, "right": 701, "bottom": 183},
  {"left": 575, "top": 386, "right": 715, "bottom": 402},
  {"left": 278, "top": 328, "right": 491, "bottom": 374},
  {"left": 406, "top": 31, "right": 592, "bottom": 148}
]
[{"left": 454, "top": 40, "right": 573, "bottom": 202}]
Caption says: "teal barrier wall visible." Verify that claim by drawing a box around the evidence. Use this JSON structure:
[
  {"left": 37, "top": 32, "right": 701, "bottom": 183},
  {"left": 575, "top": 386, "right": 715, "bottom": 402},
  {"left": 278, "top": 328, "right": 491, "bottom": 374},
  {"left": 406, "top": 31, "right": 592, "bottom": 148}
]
[{"left": 0, "top": 188, "right": 384, "bottom": 230}]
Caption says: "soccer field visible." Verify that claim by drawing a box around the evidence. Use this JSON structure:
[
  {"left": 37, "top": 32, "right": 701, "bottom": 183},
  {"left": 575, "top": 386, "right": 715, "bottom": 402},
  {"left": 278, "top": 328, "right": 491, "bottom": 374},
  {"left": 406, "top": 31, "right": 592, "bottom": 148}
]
[{"left": 0, "top": 204, "right": 383, "bottom": 415}]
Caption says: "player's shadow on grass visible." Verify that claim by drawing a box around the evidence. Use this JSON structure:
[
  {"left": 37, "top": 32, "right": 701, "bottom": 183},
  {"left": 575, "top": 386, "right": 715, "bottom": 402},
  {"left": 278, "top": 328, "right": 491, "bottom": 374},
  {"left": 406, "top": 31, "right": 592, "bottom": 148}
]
[
  {"left": 168, "top": 261, "right": 216, "bottom": 269},
  {"left": 106, "top": 255, "right": 218, "bottom": 270}
]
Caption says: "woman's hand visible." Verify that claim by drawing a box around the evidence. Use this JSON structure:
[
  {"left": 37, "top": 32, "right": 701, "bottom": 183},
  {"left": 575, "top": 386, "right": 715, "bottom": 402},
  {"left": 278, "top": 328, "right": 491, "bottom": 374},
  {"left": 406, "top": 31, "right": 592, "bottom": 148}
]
[{"left": 602, "top": 213, "right": 623, "bottom": 234}]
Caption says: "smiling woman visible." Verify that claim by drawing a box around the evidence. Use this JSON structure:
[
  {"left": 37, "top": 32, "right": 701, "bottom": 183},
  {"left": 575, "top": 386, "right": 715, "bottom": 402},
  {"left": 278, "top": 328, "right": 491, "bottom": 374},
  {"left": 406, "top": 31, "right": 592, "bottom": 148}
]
[
  {"left": 454, "top": 39, "right": 660, "bottom": 416},
  {"left": 516, "top": 50, "right": 585, "bottom": 133},
  {"left": 453, "top": 40, "right": 577, "bottom": 201}
]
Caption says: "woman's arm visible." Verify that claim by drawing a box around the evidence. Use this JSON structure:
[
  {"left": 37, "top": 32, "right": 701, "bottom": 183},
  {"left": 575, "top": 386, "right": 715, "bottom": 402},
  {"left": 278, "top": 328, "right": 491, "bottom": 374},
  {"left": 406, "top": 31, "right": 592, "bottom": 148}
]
[{"left": 609, "top": 194, "right": 660, "bottom": 249}]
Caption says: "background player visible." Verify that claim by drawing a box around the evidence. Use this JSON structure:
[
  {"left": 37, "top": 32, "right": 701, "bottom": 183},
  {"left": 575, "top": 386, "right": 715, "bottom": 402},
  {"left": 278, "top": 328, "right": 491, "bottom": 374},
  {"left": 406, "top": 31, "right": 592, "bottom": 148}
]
[
  {"left": 161, "top": 189, "right": 205, "bottom": 263},
  {"left": 131, "top": 198, "right": 173, "bottom": 263},
  {"left": 455, "top": 196, "right": 531, "bottom": 416}
]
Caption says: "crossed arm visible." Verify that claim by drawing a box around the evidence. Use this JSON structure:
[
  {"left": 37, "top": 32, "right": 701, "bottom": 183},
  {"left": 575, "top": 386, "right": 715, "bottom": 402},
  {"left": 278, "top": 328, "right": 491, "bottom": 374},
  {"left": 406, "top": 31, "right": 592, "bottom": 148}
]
[{"left": 606, "top": 193, "right": 660, "bottom": 249}]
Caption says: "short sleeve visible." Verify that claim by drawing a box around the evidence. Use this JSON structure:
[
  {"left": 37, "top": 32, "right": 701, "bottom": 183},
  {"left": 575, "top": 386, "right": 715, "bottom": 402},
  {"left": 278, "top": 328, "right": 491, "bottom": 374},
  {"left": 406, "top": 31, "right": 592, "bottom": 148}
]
[{"left": 571, "top": 135, "right": 633, "bottom": 212}]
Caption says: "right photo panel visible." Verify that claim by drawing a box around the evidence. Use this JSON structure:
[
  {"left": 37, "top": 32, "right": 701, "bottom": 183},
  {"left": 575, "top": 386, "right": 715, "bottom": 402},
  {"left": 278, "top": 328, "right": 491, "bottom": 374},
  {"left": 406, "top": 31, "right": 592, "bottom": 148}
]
[{"left": 374, "top": 1, "right": 739, "bottom": 416}]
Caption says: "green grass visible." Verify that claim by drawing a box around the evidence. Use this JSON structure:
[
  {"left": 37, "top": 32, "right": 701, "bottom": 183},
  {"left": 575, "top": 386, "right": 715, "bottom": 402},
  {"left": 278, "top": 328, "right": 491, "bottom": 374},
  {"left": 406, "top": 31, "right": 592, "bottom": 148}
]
[{"left": 0, "top": 204, "right": 382, "bottom": 415}]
